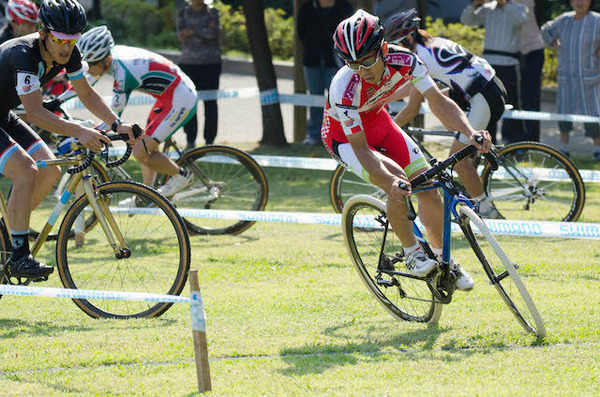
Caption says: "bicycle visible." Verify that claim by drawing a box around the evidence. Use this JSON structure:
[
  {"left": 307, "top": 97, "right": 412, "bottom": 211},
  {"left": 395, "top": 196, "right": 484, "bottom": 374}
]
[
  {"left": 0, "top": 131, "right": 191, "bottom": 319},
  {"left": 36, "top": 100, "right": 269, "bottom": 236},
  {"left": 341, "top": 144, "right": 546, "bottom": 337},
  {"left": 330, "top": 126, "right": 585, "bottom": 222}
]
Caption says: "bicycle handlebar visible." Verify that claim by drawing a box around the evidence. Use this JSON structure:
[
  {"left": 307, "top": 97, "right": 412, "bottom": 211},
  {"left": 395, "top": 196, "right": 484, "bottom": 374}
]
[
  {"left": 410, "top": 143, "right": 498, "bottom": 189},
  {"left": 66, "top": 125, "right": 142, "bottom": 174}
]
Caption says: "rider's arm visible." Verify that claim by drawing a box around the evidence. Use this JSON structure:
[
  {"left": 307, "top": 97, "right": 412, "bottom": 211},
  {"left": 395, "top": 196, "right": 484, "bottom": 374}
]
[
  {"left": 20, "top": 89, "right": 110, "bottom": 152},
  {"left": 393, "top": 86, "right": 424, "bottom": 127},
  {"left": 70, "top": 75, "right": 121, "bottom": 128},
  {"left": 422, "top": 84, "right": 491, "bottom": 152}
]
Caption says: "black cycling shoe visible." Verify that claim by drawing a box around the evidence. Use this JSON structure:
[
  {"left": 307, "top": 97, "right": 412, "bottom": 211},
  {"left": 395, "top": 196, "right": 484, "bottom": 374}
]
[{"left": 6, "top": 254, "right": 54, "bottom": 281}]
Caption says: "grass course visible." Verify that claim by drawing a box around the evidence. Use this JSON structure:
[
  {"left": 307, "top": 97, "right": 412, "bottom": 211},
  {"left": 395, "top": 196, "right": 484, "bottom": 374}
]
[{"left": 0, "top": 141, "right": 599, "bottom": 396}]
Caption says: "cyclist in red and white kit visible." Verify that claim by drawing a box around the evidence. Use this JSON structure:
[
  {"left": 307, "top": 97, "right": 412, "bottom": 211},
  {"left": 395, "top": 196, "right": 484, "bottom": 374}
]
[
  {"left": 76, "top": 26, "right": 198, "bottom": 201},
  {"left": 323, "top": 10, "right": 493, "bottom": 289}
]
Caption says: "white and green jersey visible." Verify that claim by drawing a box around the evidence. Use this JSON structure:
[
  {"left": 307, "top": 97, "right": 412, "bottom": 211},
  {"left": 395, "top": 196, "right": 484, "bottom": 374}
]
[{"left": 107, "top": 45, "right": 195, "bottom": 114}]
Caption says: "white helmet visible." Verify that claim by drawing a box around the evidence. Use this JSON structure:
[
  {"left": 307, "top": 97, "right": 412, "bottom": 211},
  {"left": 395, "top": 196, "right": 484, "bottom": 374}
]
[{"left": 78, "top": 25, "right": 114, "bottom": 63}]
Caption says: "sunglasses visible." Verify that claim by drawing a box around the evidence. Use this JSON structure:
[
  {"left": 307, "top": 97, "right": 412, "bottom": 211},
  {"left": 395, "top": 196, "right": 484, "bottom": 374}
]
[
  {"left": 346, "top": 51, "right": 381, "bottom": 71},
  {"left": 49, "top": 32, "right": 79, "bottom": 46}
]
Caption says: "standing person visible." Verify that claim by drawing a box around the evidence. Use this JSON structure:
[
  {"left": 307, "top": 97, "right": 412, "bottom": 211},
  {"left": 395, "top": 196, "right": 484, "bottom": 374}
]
[
  {"left": 0, "top": 0, "right": 39, "bottom": 43},
  {"left": 386, "top": 9, "right": 507, "bottom": 219},
  {"left": 372, "top": 0, "right": 418, "bottom": 21},
  {"left": 0, "top": 0, "right": 139, "bottom": 279},
  {"left": 541, "top": 0, "right": 600, "bottom": 160},
  {"left": 297, "top": 0, "right": 353, "bottom": 146},
  {"left": 461, "top": 0, "right": 528, "bottom": 144},
  {"left": 177, "top": 0, "right": 221, "bottom": 149},
  {"left": 323, "top": 10, "right": 493, "bottom": 289},
  {"left": 516, "top": 0, "right": 545, "bottom": 142},
  {"left": 76, "top": 25, "right": 198, "bottom": 200}
]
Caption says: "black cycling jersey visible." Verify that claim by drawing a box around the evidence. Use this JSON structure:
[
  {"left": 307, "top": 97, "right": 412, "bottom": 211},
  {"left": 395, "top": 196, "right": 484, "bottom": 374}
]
[
  {"left": 0, "top": 33, "right": 84, "bottom": 114},
  {"left": 0, "top": 24, "right": 14, "bottom": 44}
]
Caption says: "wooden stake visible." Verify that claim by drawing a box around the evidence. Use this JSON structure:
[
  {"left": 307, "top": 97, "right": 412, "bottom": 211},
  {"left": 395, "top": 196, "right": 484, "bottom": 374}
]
[{"left": 189, "top": 270, "right": 212, "bottom": 392}]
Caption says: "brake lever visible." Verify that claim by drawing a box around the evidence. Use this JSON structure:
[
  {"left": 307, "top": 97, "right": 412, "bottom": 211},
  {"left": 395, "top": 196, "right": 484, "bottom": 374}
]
[{"left": 399, "top": 182, "right": 417, "bottom": 221}]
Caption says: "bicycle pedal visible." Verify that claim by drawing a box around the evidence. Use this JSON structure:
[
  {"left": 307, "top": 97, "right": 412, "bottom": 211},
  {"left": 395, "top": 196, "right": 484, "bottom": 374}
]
[{"left": 376, "top": 278, "right": 395, "bottom": 287}]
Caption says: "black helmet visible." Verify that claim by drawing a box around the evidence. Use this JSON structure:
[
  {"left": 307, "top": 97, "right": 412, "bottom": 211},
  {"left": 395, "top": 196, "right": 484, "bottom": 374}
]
[
  {"left": 383, "top": 9, "right": 420, "bottom": 44},
  {"left": 39, "top": 0, "right": 86, "bottom": 35}
]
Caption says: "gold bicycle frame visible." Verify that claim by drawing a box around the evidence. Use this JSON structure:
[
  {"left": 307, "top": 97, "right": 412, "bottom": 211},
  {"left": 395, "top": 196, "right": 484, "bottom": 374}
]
[{"left": 0, "top": 143, "right": 129, "bottom": 258}]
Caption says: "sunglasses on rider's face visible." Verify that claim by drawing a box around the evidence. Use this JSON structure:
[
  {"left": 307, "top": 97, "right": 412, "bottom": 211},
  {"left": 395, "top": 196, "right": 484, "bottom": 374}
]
[
  {"left": 49, "top": 32, "right": 79, "bottom": 46},
  {"left": 346, "top": 51, "right": 381, "bottom": 71}
]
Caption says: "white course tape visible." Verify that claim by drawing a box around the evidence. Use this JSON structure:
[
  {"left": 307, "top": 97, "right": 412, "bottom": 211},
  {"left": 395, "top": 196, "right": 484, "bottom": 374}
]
[
  {"left": 107, "top": 207, "right": 599, "bottom": 239},
  {"left": 62, "top": 88, "right": 600, "bottom": 124},
  {"left": 104, "top": 147, "right": 600, "bottom": 183},
  {"left": 189, "top": 290, "right": 206, "bottom": 332},
  {"left": 0, "top": 284, "right": 190, "bottom": 302}
]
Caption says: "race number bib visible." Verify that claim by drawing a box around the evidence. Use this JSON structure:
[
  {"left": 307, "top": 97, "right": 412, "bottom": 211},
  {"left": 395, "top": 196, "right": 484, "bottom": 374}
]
[{"left": 16, "top": 72, "right": 41, "bottom": 95}]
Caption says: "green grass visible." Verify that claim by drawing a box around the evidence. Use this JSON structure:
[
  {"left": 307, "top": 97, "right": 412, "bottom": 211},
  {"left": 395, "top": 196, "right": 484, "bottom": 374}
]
[{"left": 0, "top": 141, "right": 599, "bottom": 396}]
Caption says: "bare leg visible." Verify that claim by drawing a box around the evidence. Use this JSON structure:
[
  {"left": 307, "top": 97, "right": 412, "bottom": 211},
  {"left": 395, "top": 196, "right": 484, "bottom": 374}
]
[
  {"left": 450, "top": 139, "right": 484, "bottom": 198},
  {"left": 29, "top": 146, "right": 61, "bottom": 210},
  {"left": 133, "top": 136, "right": 179, "bottom": 186},
  {"left": 3, "top": 149, "right": 38, "bottom": 231}
]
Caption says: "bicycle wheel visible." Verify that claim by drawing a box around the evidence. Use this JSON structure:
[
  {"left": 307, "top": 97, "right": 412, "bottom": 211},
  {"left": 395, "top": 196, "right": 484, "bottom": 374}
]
[
  {"left": 458, "top": 206, "right": 546, "bottom": 337},
  {"left": 481, "top": 142, "right": 585, "bottom": 222},
  {"left": 342, "top": 195, "right": 443, "bottom": 323},
  {"left": 330, "top": 164, "right": 387, "bottom": 213},
  {"left": 0, "top": 219, "right": 12, "bottom": 298},
  {"left": 161, "top": 145, "right": 268, "bottom": 235},
  {"left": 56, "top": 181, "right": 191, "bottom": 319}
]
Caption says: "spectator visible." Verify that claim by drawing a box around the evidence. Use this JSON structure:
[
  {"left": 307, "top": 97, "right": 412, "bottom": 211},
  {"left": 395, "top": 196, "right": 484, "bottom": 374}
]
[
  {"left": 541, "top": 0, "right": 600, "bottom": 160},
  {"left": 0, "top": 0, "right": 39, "bottom": 43},
  {"left": 177, "top": 0, "right": 221, "bottom": 148},
  {"left": 297, "top": 0, "right": 353, "bottom": 146},
  {"left": 461, "top": 0, "right": 528, "bottom": 144},
  {"left": 516, "top": 0, "right": 545, "bottom": 142},
  {"left": 372, "top": 0, "right": 418, "bottom": 21}
]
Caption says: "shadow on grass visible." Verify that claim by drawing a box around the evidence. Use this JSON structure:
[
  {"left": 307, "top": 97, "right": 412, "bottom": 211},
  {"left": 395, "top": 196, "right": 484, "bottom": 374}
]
[
  {"left": 0, "top": 317, "right": 177, "bottom": 339},
  {"left": 277, "top": 321, "right": 459, "bottom": 376}
]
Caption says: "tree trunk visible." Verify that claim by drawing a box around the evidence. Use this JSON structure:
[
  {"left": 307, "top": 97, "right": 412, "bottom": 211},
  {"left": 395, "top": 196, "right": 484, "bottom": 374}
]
[
  {"left": 242, "top": 0, "right": 287, "bottom": 146},
  {"left": 293, "top": 0, "right": 307, "bottom": 143}
]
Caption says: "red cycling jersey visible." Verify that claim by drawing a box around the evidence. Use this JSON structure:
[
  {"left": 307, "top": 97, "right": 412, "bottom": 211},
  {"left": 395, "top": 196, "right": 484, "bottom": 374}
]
[{"left": 321, "top": 45, "right": 435, "bottom": 176}]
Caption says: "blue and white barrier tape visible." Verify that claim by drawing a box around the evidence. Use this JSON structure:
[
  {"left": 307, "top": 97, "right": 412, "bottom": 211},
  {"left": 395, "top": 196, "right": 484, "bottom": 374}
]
[
  {"left": 104, "top": 147, "right": 600, "bottom": 183},
  {"left": 62, "top": 89, "right": 600, "bottom": 124},
  {"left": 105, "top": 207, "right": 600, "bottom": 239},
  {"left": 0, "top": 284, "right": 190, "bottom": 302}
]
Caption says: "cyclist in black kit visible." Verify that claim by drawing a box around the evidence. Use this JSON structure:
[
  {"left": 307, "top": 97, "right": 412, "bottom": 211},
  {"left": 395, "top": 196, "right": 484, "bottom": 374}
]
[{"left": 0, "top": 0, "right": 139, "bottom": 281}]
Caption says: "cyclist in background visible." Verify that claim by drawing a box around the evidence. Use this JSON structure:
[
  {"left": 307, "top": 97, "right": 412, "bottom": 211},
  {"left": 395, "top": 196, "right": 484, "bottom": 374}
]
[
  {"left": 384, "top": 9, "right": 507, "bottom": 219},
  {"left": 0, "top": 0, "right": 139, "bottom": 280},
  {"left": 323, "top": 10, "right": 493, "bottom": 290},
  {"left": 0, "top": 0, "right": 38, "bottom": 43},
  {"left": 76, "top": 25, "right": 198, "bottom": 204}
]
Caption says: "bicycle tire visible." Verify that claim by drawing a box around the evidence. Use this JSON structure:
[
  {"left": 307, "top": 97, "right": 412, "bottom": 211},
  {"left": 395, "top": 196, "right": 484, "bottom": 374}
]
[
  {"left": 342, "top": 195, "right": 443, "bottom": 323},
  {"left": 458, "top": 206, "right": 546, "bottom": 337},
  {"left": 481, "top": 142, "right": 585, "bottom": 222},
  {"left": 0, "top": 219, "right": 12, "bottom": 298},
  {"left": 330, "top": 164, "right": 387, "bottom": 213},
  {"left": 55, "top": 181, "right": 191, "bottom": 319},
  {"left": 160, "top": 145, "right": 268, "bottom": 235}
]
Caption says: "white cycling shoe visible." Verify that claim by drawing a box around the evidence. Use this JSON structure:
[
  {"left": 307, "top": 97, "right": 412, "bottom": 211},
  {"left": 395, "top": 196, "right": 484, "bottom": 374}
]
[
  {"left": 405, "top": 248, "right": 438, "bottom": 277},
  {"left": 157, "top": 172, "right": 194, "bottom": 198}
]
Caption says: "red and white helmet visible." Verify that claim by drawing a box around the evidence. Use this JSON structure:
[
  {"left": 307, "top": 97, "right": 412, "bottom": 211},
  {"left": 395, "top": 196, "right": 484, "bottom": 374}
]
[
  {"left": 333, "top": 9, "right": 384, "bottom": 62},
  {"left": 6, "top": 0, "right": 39, "bottom": 24}
]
